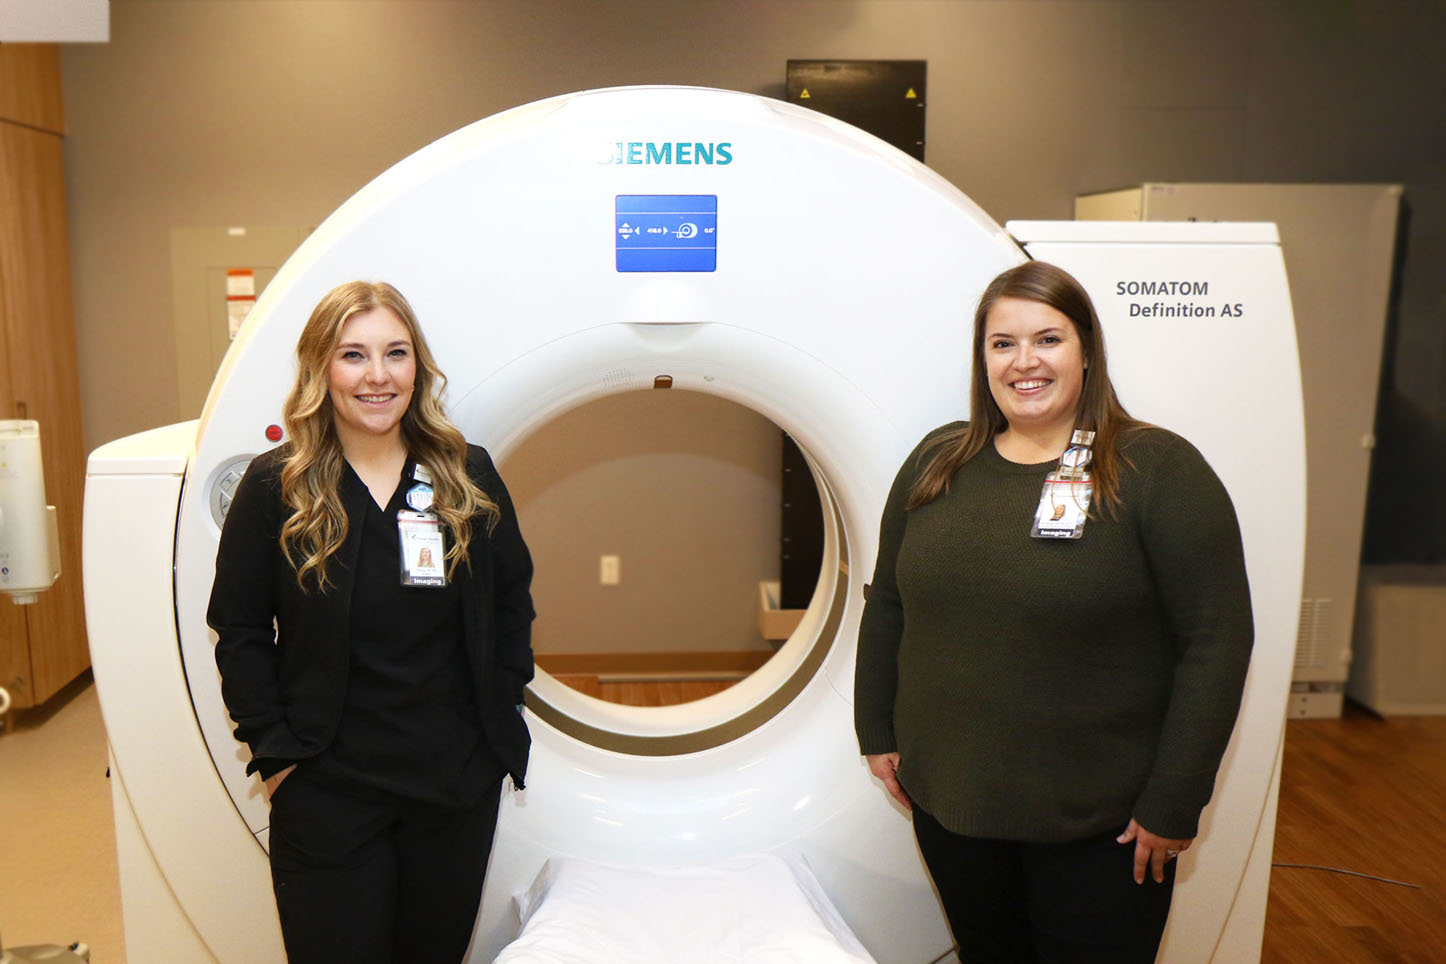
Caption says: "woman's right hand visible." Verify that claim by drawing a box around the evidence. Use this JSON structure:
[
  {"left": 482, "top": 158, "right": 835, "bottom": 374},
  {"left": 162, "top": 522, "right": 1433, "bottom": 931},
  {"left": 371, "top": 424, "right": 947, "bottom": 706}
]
[
  {"left": 264, "top": 763, "right": 297, "bottom": 800},
  {"left": 866, "top": 752, "right": 911, "bottom": 810}
]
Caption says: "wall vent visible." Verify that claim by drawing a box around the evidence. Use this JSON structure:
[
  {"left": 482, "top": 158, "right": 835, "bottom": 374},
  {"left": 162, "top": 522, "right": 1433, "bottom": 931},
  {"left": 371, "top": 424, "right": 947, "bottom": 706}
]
[{"left": 1294, "top": 597, "right": 1332, "bottom": 670}]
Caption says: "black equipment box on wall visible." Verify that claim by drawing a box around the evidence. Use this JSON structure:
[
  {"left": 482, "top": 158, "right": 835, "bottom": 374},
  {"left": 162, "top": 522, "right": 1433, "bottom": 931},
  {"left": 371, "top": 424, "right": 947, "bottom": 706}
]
[
  {"left": 785, "top": 59, "right": 926, "bottom": 161},
  {"left": 776, "top": 59, "right": 927, "bottom": 610}
]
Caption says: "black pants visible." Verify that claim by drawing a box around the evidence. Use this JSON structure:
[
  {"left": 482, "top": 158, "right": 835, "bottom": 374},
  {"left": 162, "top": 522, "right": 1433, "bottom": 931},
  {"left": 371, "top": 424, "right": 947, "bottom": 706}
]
[
  {"left": 267, "top": 770, "right": 504, "bottom": 964},
  {"left": 913, "top": 807, "right": 1175, "bottom": 964}
]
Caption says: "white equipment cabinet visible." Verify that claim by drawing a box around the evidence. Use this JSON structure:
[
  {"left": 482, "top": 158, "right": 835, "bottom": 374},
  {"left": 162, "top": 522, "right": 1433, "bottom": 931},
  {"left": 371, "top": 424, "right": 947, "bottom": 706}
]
[
  {"left": 84, "top": 89, "right": 1304, "bottom": 963},
  {"left": 1077, "top": 183, "right": 1402, "bottom": 718}
]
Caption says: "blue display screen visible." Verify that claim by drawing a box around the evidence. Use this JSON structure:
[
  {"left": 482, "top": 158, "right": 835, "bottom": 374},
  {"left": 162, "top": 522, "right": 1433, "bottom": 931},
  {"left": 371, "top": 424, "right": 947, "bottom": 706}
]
[{"left": 615, "top": 195, "right": 718, "bottom": 272}]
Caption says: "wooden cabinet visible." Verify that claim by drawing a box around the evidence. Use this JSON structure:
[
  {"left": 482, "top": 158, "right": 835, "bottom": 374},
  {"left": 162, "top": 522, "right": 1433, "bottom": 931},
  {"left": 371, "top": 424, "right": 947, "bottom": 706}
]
[{"left": 0, "top": 44, "right": 91, "bottom": 707}]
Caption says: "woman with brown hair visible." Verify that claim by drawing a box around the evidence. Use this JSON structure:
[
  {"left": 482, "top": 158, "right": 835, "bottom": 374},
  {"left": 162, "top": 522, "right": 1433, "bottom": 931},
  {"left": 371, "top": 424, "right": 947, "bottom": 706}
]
[
  {"left": 855, "top": 261, "right": 1252, "bottom": 962},
  {"left": 209, "top": 281, "right": 534, "bottom": 963}
]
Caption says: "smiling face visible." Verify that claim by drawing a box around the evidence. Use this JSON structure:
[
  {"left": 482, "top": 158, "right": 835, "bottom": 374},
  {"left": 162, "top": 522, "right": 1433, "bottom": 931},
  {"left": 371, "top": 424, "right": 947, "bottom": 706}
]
[
  {"left": 326, "top": 306, "right": 416, "bottom": 450},
  {"left": 982, "top": 296, "right": 1087, "bottom": 441}
]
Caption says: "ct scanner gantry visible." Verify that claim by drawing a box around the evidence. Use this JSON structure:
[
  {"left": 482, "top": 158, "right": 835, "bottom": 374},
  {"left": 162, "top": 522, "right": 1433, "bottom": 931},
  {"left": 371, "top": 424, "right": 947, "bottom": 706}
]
[{"left": 82, "top": 86, "right": 1304, "bottom": 964}]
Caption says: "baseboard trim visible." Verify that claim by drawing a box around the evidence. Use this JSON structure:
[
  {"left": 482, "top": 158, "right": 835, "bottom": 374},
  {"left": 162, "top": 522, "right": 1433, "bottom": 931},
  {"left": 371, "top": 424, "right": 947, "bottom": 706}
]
[{"left": 535, "top": 650, "right": 773, "bottom": 677}]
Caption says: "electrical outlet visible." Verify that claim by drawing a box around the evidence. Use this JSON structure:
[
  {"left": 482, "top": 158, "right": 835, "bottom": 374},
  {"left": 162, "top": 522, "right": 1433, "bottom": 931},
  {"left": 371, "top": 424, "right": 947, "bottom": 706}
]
[{"left": 600, "top": 555, "right": 621, "bottom": 585}]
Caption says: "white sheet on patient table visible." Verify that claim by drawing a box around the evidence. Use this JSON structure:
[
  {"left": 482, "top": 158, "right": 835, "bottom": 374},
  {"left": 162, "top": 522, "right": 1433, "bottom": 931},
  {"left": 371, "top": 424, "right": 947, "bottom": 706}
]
[{"left": 493, "top": 852, "right": 879, "bottom": 963}]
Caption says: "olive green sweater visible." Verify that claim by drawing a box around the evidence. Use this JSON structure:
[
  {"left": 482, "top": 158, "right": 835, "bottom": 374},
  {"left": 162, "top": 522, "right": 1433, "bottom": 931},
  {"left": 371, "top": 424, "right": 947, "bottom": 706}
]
[{"left": 854, "top": 424, "right": 1252, "bottom": 842}]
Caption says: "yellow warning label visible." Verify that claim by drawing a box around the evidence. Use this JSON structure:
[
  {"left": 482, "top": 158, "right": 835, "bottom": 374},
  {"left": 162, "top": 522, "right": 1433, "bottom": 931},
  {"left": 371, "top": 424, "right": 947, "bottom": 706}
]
[
  {"left": 800, "top": 89, "right": 811, "bottom": 100},
  {"left": 905, "top": 87, "right": 918, "bottom": 99}
]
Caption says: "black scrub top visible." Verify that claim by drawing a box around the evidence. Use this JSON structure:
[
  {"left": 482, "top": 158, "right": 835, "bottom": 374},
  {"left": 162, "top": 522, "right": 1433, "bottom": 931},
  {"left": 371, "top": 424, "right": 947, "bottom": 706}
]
[{"left": 306, "top": 463, "right": 503, "bottom": 807}]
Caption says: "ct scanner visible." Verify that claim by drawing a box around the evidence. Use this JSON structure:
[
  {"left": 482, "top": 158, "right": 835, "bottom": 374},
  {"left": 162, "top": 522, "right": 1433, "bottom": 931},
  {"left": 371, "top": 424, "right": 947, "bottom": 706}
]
[{"left": 81, "top": 87, "right": 1305, "bottom": 963}]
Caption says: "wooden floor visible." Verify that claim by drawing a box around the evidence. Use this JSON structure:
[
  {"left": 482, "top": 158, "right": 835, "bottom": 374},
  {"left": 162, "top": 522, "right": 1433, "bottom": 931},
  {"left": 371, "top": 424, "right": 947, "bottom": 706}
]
[
  {"left": 1260, "top": 705, "right": 1446, "bottom": 963},
  {"left": 553, "top": 674, "right": 737, "bottom": 706}
]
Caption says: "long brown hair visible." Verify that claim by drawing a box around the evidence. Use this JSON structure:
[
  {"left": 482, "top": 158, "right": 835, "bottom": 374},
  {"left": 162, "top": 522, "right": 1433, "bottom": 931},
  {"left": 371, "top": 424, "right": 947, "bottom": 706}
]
[
  {"left": 278, "top": 281, "right": 499, "bottom": 591},
  {"left": 907, "top": 260, "right": 1147, "bottom": 514}
]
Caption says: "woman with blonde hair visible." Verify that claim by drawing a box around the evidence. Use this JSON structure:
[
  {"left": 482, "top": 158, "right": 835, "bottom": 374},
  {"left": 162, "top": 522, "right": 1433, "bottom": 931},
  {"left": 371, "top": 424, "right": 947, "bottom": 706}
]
[
  {"left": 209, "top": 280, "right": 534, "bottom": 963},
  {"left": 855, "top": 261, "right": 1252, "bottom": 962}
]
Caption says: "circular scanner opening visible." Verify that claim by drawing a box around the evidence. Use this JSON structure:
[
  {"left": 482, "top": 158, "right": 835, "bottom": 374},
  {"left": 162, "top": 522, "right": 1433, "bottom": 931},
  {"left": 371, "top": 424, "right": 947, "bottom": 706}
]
[{"left": 501, "top": 387, "right": 848, "bottom": 754}]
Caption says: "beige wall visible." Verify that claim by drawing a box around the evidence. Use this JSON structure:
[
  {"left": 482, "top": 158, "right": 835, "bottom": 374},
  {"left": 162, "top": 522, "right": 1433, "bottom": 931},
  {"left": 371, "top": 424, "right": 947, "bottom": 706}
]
[
  {"left": 504, "top": 390, "right": 783, "bottom": 657},
  {"left": 59, "top": 0, "right": 1446, "bottom": 566}
]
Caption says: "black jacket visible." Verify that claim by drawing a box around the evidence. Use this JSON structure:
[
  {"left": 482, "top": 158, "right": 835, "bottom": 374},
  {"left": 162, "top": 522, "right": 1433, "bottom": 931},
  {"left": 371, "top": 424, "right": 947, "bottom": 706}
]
[{"left": 207, "top": 443, "right": 535, "bottom": 788}]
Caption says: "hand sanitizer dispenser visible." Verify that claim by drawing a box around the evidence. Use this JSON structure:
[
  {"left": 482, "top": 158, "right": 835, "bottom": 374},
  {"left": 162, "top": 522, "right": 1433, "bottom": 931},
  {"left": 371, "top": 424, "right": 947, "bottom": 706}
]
[{"left": 0, "top": 420, "right": 62, "bottom": 605}]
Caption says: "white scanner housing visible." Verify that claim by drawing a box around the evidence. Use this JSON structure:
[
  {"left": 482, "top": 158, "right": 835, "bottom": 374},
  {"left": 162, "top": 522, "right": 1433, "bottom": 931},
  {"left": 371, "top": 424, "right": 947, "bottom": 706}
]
[{"left": 83, "top": 87, "right": 1304, "bottom": 963}]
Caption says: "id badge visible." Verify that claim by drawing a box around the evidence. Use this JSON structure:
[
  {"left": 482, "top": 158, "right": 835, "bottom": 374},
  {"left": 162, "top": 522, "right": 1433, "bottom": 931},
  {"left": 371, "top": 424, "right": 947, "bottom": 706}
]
[
  {"left": 398, "top": 509, "right": 447, "bottom": 587},
  {"left": 1031, "top": 430, "right": 1095, "bottom": 540},
  {"left": 1031, "top": 472, "right": 1093, "bottom": 539}
]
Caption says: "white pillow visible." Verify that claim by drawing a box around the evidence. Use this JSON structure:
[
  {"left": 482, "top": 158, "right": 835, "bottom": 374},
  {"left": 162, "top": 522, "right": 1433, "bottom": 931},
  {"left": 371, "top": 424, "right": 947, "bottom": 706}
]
[{"left": 493, "top": 852, "right": 878, "bottom": 964}]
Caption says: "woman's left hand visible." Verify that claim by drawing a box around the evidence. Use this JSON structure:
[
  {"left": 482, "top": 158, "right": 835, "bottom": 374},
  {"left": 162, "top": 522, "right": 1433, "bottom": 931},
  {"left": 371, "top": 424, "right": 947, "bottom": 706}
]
[{"left": 1117, "top": 818, "right": 1193, "bottom": 884}]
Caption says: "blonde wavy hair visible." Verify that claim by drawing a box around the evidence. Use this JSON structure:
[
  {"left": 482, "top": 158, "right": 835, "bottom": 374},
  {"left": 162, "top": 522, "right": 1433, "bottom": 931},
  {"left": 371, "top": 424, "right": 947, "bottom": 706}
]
[{"left": 278, "top": 281, "right": 498, "bottom": 591}]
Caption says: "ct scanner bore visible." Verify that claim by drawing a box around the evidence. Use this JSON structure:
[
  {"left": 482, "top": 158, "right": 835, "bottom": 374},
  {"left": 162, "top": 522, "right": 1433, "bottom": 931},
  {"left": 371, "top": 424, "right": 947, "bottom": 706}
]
[
  {"left": 82, "top": 86, "right": 1304, "bottom": 964},
  {"left": 501, "top": 389, "right": 828, "bottom": 714},
  {"left": 511, "top": 398, "right": 850, "bottom": 750}
]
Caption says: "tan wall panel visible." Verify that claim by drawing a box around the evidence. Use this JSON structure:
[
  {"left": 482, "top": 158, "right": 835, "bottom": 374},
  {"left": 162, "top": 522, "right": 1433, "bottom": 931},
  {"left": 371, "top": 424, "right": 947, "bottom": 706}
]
[
  {"left": 0, "top": 594, "right": 33, "bottom": 706},
  {"left": 0, "top": 122, "right": 36, "bottom": 704},
  {"left": 0, "top": 43, "right": 64, "bottom": 134},
  {"left": 0, "top": 122, "right": 89, "bottom": 702},
  {"left": 0, "top": 60, "right": 31, "bottom": 701}
]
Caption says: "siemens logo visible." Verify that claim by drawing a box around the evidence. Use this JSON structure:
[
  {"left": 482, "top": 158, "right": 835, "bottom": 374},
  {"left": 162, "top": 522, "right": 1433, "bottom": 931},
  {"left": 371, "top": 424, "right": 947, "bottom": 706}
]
[{"left": 599, "top": 141, "right": 734, "bottom": 166}]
